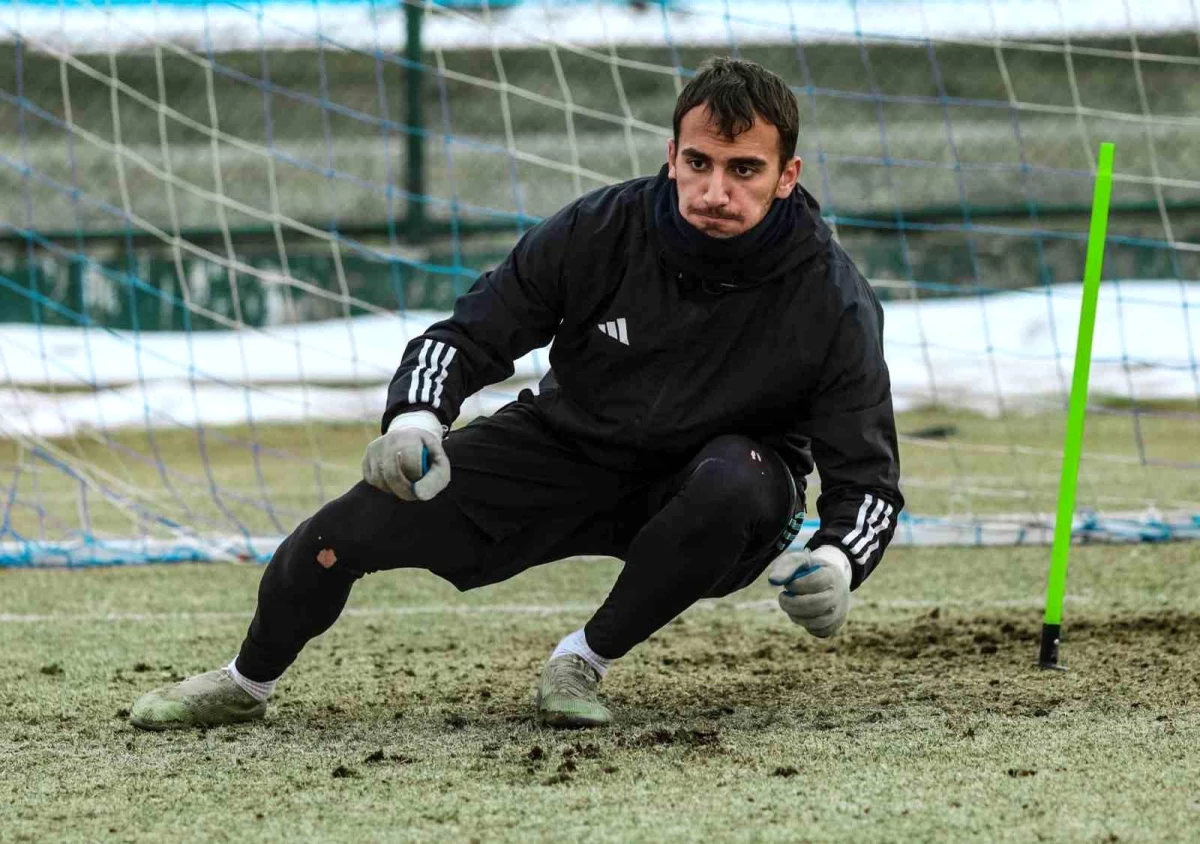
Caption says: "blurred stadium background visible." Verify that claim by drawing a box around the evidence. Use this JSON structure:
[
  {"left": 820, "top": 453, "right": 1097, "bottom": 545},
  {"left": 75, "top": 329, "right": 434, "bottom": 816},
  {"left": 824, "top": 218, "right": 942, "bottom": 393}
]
[{"left": 1, "top": 0, "right": 1197, "bottom": 565}]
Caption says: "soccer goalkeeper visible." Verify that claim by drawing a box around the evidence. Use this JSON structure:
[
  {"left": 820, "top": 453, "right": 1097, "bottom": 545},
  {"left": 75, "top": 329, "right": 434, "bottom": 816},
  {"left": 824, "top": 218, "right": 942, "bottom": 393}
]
[{"left": 131, "top": 57, "right": 903, "bottom": 730}]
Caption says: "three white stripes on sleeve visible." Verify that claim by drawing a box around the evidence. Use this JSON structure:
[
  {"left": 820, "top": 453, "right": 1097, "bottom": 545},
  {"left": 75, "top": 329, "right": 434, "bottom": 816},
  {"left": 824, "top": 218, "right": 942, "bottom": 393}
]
[
  {"left": 406, "top": 339, "right": 458, "bottom": 409},
  {"left": 841, "top": 493, "right": 894, "bottom": 567}
]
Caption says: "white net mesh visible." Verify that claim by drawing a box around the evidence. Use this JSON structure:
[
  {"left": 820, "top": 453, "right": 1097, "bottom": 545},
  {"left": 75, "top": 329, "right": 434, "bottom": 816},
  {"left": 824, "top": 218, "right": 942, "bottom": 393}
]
[{"left": 1, "top": 0, "right": 1197, "bottom": 564}]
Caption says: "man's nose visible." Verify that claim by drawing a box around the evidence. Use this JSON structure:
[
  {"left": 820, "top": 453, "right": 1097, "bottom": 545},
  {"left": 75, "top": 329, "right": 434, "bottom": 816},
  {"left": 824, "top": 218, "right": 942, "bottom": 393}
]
[{"left": 702, "top": 171, "right": 729, "bottom": 206}]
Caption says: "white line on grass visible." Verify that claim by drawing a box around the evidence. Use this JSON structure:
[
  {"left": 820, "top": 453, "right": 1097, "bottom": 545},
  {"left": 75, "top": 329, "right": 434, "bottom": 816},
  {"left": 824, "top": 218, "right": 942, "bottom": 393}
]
[{"left": 0, "top": 596, "right": 1090, "bottom": 624}]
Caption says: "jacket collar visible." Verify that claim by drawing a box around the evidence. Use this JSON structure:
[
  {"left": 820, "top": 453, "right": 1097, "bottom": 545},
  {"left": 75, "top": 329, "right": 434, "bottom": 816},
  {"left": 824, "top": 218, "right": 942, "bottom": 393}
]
[{"left": 647, "top": 164, "right": 830, "bottom": 292}]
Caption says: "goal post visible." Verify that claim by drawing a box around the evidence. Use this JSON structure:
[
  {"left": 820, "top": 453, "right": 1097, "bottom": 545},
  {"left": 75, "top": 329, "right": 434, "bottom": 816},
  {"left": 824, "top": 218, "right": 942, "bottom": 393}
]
[{"left": 1, "top": 0, "right": 1197, "bottom": 565}]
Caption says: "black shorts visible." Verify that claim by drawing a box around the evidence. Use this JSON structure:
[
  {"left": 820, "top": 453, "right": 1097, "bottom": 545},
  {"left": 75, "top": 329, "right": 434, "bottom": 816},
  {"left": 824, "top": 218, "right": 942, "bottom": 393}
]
[{"left": 391, "top": 396, "right": 806, "bottom": 593}]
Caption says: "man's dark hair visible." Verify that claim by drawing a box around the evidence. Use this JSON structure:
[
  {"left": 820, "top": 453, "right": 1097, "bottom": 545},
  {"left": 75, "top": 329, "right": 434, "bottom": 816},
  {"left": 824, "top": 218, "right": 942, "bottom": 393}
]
[{"left": 672, "top": 57, "right": 799, "bottom": 171}]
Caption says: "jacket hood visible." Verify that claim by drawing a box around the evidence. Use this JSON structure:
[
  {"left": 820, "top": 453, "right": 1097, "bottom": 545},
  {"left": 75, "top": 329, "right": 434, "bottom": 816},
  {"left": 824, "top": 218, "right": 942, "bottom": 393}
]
[{"left": 646, "top": 164, "right": 831, "bottom": 292}]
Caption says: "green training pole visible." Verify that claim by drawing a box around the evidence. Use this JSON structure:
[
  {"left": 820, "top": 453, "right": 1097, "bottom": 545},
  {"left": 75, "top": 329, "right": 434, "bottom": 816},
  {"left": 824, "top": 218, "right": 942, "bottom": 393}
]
[{"left": 1038, "top": 142, "right": 1116, "bottom": 670}]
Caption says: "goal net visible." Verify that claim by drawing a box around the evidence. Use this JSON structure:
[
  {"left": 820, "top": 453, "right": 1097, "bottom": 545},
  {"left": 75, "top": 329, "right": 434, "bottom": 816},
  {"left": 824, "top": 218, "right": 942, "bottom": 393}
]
[{"left": 2, "top": 0, "right": 1197, "bottom": 564}]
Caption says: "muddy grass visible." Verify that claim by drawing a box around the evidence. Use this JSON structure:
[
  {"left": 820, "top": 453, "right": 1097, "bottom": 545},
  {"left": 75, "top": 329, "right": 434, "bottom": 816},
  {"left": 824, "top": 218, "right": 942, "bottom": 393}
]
[{"left": 3, "top": 544, "right": 1199, "bottom": 841}]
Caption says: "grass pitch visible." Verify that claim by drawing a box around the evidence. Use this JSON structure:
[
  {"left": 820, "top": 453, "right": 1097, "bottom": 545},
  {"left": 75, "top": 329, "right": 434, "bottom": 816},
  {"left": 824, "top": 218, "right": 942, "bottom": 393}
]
[{"left": 4, "top": 542, "right": 1199, "bottom": 842}]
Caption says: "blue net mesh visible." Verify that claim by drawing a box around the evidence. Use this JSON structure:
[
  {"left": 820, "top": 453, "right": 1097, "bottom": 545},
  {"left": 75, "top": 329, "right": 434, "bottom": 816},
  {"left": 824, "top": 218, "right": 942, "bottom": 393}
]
[{"left": 1, "top": 0, "right": 1198, "bottom": 565}]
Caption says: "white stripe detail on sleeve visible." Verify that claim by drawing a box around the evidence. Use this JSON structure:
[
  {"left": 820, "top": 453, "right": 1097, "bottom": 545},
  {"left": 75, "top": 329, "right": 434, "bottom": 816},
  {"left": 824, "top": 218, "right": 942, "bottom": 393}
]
[
  {"left": 841, "top": 495, "right": 895, "bottom": 566},
  {"left": 605, "top": 320, "right": 618, "bottom": 338},
  {"left": 853, "top": 506, "right": 893, "bottom": 565},
  {"left": 407, "top": 338, "right": 434, "bottom": 405},
  {"left": 850, "top": 497, "right": 888, "bottom": 555},
  {"left": 420, "top": 341, "right": 446, "bottom": 404},
  {"left": 616, "top": 317, "right": 628, "bottom": 345},
  {"left": 856, "top": 539, "right": 882, "bottom": 566},
  {"left": 841, "top": 494, "right": 874, "bottom": 550},
  {"left": 431, "top": 346, "right": 458, "bottom": 409}
]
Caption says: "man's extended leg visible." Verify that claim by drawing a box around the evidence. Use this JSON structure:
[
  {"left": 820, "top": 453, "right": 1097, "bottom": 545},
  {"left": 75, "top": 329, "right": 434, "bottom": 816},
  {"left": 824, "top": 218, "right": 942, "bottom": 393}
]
[
  {"left": 537, "top": 434, "right": 799, "bottom": 726},
  {"left": 129, "top": 481, "right": 494, "bottom": 730},
  {"left": 130, "top": 400, "right": 627, "bottom": 730},
  {"left": 234, "top": 481, "right": 496, "bottom": 683}
]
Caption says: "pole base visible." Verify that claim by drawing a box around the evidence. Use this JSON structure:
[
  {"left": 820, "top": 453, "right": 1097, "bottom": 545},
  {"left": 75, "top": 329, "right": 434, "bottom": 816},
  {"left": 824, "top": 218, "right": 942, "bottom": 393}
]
[{"left": 1037, "top": 623, "right": 1068, "bottom": 671}]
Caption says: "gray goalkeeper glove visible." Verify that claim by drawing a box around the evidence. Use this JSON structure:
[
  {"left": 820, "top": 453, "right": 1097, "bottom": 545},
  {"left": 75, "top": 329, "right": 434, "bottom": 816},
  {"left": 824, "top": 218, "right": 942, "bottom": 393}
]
[
  {"left": 767, "top": 545, "right": 852, "bottom": 638},
  {"left": 361, "top": 410, "right": 450, "bottom": 502}
]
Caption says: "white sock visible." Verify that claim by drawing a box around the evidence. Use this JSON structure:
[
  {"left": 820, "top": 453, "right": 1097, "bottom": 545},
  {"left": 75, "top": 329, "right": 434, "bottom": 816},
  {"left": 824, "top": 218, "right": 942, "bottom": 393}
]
[
  {"left": 226, "top": 658, "right": 279, "bottom": 702},
  {"left": 551, "top": 628, "right": 614, "bottom": 678}
]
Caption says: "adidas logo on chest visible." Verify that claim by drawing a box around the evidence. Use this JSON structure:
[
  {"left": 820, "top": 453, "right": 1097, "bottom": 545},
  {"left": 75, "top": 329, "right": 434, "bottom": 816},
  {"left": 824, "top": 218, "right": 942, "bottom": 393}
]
[{"left": 597, "top": 317, "right": 629, "bottom": 346}]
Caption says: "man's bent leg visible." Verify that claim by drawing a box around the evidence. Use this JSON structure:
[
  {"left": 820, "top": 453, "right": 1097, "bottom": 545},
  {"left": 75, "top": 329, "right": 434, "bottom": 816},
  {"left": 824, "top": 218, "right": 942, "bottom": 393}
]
[
  {"left": 582, "top": 435, "right": 797, "bottom": 660},
  {"left": 536, "top": 435, "right": 795, "bottom": 727}
]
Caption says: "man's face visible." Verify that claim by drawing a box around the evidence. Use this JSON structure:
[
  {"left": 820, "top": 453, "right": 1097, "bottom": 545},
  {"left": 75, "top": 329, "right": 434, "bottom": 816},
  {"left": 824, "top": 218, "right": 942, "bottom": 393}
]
[{"left": 667, "top": 105, "right": 802, "bottom": 239}]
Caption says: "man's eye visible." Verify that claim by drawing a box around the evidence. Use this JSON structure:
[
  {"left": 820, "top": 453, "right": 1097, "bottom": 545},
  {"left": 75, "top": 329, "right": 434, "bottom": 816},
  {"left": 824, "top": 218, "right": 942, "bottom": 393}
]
[
  {"left": 734, "top": 165, "right": 756, "bottom": 178},
  {"left": 687, "top": 159, "right": 707, "bottom": 171}
]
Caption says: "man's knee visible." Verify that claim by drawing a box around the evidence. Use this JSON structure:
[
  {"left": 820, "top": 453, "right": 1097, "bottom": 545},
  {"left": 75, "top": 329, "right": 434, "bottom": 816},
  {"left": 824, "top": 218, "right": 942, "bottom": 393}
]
[
  {"left": 293, "top": 511, "right": 352, "bottom": 574},
  {"left": 285, "top": 482, "right": 391, "bottom": 577},
  {"left": 684, "top": 435, "right": 784, "bottom": 525},
  {"left": 284, "top": 480, "right": 497, "bottom": 586}
]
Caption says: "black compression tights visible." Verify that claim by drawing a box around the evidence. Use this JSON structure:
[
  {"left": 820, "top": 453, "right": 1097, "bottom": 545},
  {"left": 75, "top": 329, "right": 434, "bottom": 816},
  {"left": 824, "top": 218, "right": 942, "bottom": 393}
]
[{"left": 235, "top": 435, "right": 794, "bottom": 681}]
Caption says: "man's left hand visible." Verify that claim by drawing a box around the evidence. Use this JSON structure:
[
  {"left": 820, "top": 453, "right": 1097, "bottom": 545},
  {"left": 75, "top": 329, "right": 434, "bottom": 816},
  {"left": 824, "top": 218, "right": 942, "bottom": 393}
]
[{"left": 767, "top": 545, "right": 852, "bottom": 638}]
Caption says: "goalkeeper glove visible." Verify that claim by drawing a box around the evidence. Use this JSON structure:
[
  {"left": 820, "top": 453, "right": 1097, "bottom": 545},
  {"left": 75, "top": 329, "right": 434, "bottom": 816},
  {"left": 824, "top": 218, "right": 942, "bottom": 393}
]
[
  {"left": 767, "top": 545, "right": 852, "bottom": 638},
  {"left": 361, "top": 410, "right": 450, "bottom": 502}
]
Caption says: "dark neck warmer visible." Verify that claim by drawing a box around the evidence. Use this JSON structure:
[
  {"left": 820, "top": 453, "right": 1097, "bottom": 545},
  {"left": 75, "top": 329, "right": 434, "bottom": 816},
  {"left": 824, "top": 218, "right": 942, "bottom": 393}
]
[
  {"left": 650, "top": 165, "right": 826, "bottom": 290},
  {"left": 660, "top": 179, "right": 794, "bottom": 267}
]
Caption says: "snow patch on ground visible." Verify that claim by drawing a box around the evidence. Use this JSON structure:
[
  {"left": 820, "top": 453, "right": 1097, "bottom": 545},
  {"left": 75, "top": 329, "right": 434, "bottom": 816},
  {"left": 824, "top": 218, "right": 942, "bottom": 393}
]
[{"left": 2, "top": 281, "right": 1195, "bottom": 438}]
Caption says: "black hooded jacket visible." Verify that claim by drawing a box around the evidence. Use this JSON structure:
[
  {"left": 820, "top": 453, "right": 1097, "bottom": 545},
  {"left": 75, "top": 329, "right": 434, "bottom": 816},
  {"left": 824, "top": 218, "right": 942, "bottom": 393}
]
[{"left": 384, "top": 166, "right": 903, "bottom": 588}]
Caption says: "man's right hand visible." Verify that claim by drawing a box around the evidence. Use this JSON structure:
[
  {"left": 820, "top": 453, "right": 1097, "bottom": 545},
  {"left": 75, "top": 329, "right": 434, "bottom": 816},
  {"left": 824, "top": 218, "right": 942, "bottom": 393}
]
[
  {"left": 361, "top": 410, "right": 450, "bottom": 501},
  {"left": 767, "top": 545, "right": 852, "bottom": 638}
]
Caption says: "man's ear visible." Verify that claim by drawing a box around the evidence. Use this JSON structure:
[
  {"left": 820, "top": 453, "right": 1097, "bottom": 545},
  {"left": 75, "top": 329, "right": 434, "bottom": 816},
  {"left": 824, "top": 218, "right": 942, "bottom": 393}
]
[
  {"left": 667, "top": 138, "right": 677, "bottom": 180},
  {"left": 775, "top": 156, "right": 802, "bottom": 199}
]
